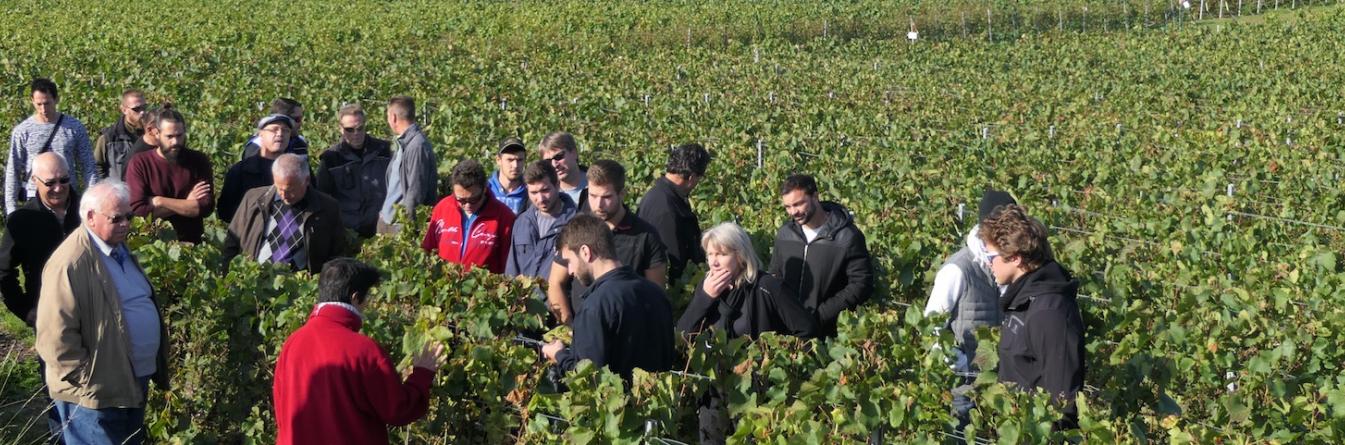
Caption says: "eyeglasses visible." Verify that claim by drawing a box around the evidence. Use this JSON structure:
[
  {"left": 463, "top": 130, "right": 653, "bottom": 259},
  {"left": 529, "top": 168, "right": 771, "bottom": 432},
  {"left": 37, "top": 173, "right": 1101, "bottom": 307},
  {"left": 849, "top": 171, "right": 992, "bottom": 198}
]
[
  {"left": 101, "top": 211, "right": 132, "bottom": 225},
  {"left": 35, "top": 175, "right": 70, "bottom": 187},
  {"left": 455, "top": 192, "right": 485, "bottom": 206},
  {"left": 341, "top": 125, "right": 365, "bottom": 134},
  {"left": 547, "top": 152, "right": 566, "bottom": 162}
]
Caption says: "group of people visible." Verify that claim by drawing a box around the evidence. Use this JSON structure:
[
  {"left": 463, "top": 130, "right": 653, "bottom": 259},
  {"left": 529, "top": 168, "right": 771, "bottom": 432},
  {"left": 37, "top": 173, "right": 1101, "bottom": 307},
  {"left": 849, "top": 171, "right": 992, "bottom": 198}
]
[{"left": 0, "top": 77, "right": 1083, "bottom": 444}]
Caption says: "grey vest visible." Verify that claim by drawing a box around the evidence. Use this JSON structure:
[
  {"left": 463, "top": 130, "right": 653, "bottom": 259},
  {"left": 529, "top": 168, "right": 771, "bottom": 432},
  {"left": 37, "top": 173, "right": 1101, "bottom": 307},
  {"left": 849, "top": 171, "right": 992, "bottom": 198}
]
[{"left": 944, "top": 246, "right": 1002, "bottom": 358}]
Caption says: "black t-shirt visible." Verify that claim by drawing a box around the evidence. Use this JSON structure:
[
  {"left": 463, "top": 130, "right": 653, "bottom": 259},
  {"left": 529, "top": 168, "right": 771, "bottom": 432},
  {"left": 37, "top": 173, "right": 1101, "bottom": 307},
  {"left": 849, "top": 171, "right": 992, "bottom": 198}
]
[{"left": 560, "top": 207, "right": 667, "bottom": 305}]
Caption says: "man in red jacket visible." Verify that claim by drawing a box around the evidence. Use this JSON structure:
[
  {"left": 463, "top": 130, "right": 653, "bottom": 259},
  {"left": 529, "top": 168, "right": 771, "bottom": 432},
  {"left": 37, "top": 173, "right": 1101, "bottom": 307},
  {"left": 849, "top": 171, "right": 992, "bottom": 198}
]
[
  {"left": 422, "top": 159, "right": 515, "bottom": 273},
  {"left": 273, "top": 258, "right": 445, "bottom": 445}
]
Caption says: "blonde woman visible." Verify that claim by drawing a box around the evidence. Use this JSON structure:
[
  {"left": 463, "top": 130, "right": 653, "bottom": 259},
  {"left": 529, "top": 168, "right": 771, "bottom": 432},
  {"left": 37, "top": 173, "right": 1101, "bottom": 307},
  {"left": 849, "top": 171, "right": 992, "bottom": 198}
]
[{"left": 677, "top": 222, "right": 818, "bottom": 339}]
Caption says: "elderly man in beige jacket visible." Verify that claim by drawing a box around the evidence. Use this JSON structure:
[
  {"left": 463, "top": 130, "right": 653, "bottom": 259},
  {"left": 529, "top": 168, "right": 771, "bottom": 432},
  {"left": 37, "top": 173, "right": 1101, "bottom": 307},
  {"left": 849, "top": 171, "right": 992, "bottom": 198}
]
[{"left": 36, "top": 180, "right": 169, "bottom": 445}]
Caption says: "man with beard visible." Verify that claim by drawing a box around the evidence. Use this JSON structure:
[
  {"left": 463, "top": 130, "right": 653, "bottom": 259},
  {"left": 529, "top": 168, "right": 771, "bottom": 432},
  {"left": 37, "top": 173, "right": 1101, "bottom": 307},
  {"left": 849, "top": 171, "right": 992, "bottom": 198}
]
[
  {"left": 546, "top": 160, "right": 665, "bottom": 324},
  {"left": 94, "top": 89, "right": 147, "bottom": 181},
  {"left": 220, "top": 114, "right": 296, "bottom": 223},
  {"left": 541, "top": 214, "right": 674, "bottom": 381},
  {"left": 768, "top": 174, "right": 874, "bottom": 337},
  {"left": 488, "top": 137, "right": 528, "bottom": 214},
  {"left": 125, "top": 108, "right": 215, "bottom": 243}
]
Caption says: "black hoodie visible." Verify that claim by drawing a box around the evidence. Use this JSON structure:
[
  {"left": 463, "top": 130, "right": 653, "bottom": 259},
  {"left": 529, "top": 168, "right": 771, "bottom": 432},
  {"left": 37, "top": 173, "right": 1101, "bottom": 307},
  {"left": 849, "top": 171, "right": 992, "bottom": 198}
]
[
  {"left": 767, "top": 201, "right": 875, "bottom": 337},
  {"left": 997, "top": 260, "right": 1084, "bottom": 427}
]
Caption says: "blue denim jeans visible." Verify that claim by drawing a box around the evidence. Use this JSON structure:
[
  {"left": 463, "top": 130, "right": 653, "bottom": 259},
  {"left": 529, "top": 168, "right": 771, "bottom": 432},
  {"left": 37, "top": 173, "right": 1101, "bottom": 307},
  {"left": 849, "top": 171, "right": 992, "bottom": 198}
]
[{"left": 52, "top": 377, "right": 149, "bottom": 445}]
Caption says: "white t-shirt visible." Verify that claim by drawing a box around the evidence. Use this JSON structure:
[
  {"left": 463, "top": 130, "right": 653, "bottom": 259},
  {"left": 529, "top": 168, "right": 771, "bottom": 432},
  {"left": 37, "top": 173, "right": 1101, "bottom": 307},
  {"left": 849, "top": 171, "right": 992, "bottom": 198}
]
[{"left": 801, "top": 225, "right": 820, "bottom": 243}]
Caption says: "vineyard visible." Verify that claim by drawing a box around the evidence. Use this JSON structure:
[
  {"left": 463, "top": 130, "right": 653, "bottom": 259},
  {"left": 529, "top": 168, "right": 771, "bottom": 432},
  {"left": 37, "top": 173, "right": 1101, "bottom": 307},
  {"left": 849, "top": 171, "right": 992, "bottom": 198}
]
[{"left": 3, "top": 0, "right": 1345, "bottom": 443}]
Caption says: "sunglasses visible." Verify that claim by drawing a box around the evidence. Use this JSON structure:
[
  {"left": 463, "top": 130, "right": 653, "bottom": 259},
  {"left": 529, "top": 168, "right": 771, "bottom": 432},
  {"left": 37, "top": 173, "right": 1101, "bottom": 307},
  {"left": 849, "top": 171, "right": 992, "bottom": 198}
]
[
  {"left": 455, "top": 192, "right": 485, "bottom": 206},
  {"left": 35, "top": 175, "right": 71, "bottom": 187},
  {"left": 984, "top": 250, "right": 1003, "bottom": 264},
  {"left": 548, "top": 152, "right": 566, "bottom": 162},
  {"left": 128, "top": 105, "right": 147, "bottom": 113},
  {"left": 102, "top": 211, "right": 133, "bottom": 225},
  {"left": 341, "top": 125, "right": 365, "bottom": 134}
]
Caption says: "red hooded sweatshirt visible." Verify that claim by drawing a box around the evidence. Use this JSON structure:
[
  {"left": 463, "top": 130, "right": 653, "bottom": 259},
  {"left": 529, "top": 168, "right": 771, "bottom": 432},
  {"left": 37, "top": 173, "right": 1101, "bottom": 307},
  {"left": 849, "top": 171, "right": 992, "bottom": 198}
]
[
  {"left": 421, "top": 190, "right": 516, "bottom": 273},
  {"left": 273, "top": 304, "right": 435, "bottom": 445}
]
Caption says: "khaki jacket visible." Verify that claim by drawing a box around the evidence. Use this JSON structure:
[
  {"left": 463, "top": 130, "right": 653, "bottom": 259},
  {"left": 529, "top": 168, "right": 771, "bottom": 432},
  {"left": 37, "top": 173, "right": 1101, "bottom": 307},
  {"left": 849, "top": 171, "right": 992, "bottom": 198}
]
[{"left": 35, "top": 228, "right": 170, "bottom": 409}]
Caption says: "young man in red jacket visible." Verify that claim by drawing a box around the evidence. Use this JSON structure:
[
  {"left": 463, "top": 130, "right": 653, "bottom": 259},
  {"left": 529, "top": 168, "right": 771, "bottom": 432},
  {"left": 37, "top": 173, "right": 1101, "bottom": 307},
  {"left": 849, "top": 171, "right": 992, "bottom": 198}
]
[
  {"left": 422, "top": 159, "right": 516, "bottom": 273},
  {"left": 273, "top": 258, "right": 446, "bottom": 445}
]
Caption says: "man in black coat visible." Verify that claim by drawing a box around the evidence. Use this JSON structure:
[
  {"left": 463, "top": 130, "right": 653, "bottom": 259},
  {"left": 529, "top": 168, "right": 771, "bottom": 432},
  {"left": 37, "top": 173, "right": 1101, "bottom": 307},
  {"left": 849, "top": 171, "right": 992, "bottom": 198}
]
[
  {"left": 315, "top": 104, "right": 391, "bottom": 237},
  {"left": 637, "top": 143, "right": 711, "bottom": 284},
  {"left": 0, "top": 152, "right": 81, "bottom": 439},
  {"left": 768, "top": 174, "right": 875, "bottom": 337},
  {"left": 979, "top": 204, "right": 1084, "bottom": 430},
  {"left": 541, "top": 214, "right": 675, "bottom": 381},
  {"left": 0, "top": 152, "right": 81, "bottom": 327}
]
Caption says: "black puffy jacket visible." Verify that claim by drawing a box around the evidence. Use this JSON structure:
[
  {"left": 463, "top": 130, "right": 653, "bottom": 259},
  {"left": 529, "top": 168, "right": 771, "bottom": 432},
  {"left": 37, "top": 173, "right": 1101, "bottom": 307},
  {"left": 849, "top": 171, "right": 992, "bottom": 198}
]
[{"left": 767, "top": 201, "right": 875, "bottom": 337}]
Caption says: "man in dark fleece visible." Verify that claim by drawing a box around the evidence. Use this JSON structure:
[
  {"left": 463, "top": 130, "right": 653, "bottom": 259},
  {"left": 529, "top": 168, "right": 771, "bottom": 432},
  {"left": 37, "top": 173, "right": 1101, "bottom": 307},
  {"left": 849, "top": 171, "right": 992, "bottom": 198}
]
[
  {"left": 979, "top": 204, "right": 1084, "bottom": 430},
  {"left": 768, "top": 174, "right": 874, "bottom": 337},
  {"left": 541, "top": 214, "right": 675, "bottom": 381}
]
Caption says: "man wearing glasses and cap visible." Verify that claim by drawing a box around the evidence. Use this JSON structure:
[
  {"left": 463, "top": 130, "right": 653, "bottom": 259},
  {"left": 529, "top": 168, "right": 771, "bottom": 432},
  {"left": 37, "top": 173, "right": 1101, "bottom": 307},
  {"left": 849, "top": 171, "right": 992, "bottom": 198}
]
[
  {"left": 488, "top": 137, "right": 528, "bottom": 215},
  {"left": 219, "top": 114, "right": 301, "bottom": 224},
  {"left": 240, "top": 98, "right": 309, "bottom": 162},
  {"left": 422, "top": 159, "right": 515, "bottom": 274},
  {"left": 94, "top": 89, "right": 148, "bottom": 181},
  {"left": 316, "top": 104, "right": 391, "bottom": 238}
]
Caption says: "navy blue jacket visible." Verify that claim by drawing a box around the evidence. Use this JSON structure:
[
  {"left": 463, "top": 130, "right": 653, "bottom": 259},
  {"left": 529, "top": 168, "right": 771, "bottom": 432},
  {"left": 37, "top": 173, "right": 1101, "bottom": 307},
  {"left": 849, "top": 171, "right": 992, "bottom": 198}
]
[
  {"left": 555, "top": 266, "right": 675, "bottom": 380},
  {"left": 505, "top": 194, "right": 577, "bottom": 279}
]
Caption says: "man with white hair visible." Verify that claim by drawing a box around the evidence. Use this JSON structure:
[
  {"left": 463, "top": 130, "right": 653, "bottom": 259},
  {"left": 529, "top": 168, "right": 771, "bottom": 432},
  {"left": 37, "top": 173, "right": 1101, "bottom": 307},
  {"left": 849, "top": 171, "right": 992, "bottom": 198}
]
[
  {"left": 224, "top": 153, "right": 346, "bottom": 273},
  {"left": 37, "top": 180, "right": 169, "bottom": 445}
]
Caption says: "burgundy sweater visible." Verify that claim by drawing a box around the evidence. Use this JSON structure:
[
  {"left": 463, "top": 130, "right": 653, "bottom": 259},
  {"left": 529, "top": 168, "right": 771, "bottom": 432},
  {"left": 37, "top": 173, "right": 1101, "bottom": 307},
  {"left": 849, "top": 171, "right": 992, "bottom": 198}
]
[
  {"left": 124, "top": 148, "right": 214, "bottom": 243},
  {"left": 273, "top": 304, "right": 435, "bottom": 445}
]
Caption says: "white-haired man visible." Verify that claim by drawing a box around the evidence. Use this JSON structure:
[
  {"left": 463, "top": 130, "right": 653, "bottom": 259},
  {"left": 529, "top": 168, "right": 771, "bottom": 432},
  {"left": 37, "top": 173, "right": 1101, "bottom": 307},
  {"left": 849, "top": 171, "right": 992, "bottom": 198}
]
[
  {"left": 37, "top": 180, "right": 169, "bottom": 445},
  {"left": 224, "top": 153, "right": 346, "bottom": 273}
]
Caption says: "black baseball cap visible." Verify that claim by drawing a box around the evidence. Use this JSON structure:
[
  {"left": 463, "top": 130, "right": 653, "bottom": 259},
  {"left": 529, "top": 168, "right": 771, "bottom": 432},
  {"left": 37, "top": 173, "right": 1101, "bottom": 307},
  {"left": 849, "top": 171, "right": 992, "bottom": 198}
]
[{"left": 498, "top": 137, "right": 526, "bottom": 155}]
